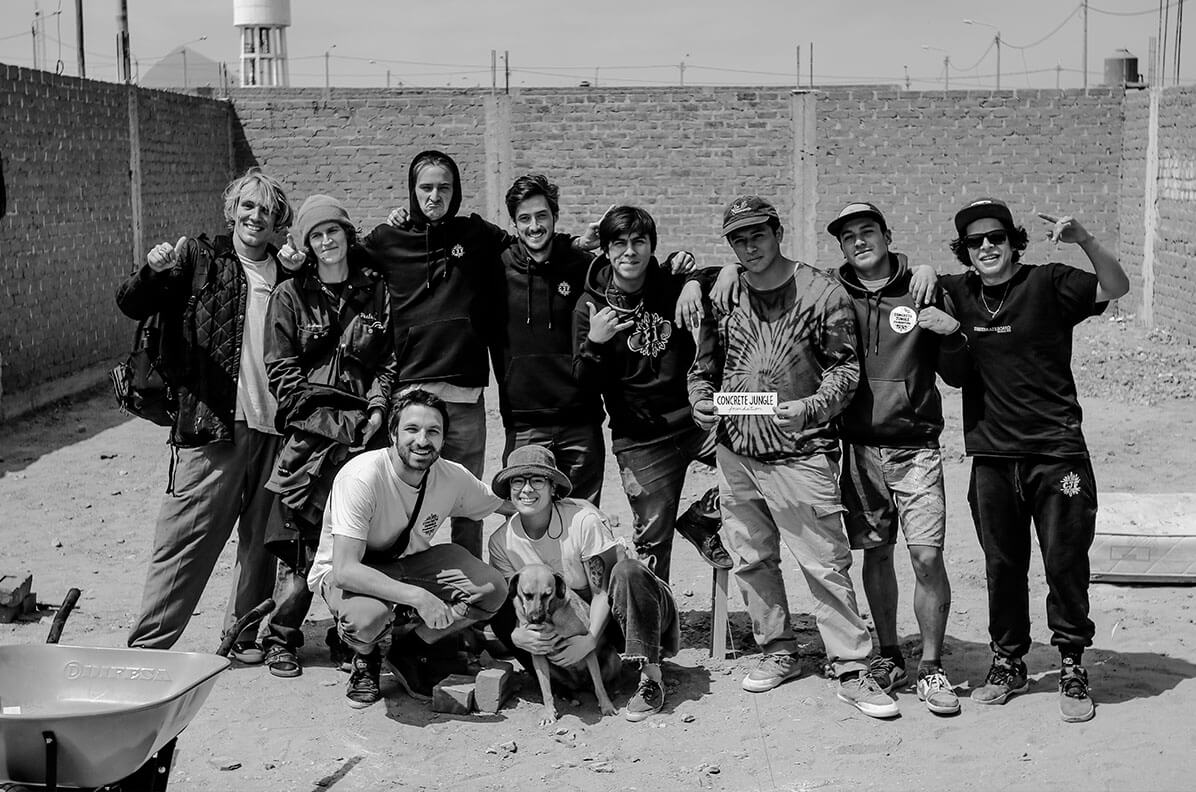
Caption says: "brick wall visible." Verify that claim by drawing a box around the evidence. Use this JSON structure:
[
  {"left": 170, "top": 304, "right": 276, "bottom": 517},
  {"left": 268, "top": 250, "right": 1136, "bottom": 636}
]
[
  {"left": 0, "top": 66, "right": 233, "bottom": 416},
  {"left": 1119, "top": 90, "right": 1150, "bottom": 307},
  {"left": 1153, "top": 87, "right": 1196, "bottom": 342}
]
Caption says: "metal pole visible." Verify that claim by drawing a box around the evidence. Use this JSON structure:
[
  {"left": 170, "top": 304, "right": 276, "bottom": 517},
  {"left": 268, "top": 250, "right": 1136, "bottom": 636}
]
[
  {"left": 504, "top": 50, "right": 509, "bottom": 94},
  {"left": 809, "top": 42, "right": 814, "bottom": 89},
  {"left": 904, "top": 64, "right": 910, "bottom": 90},
  {"left": 324, "top": 50, "right": 330, "bottom": 99},
  {"left": 386, "top": 69, "right": 391, "bottom": 89},
  {"left": 945, "top": 55, "right": 950, "bottom": 90},
  {"left": 31, "top": 13, "right": 38, "bottom": 71},
  {"left": 491, "top": 49, "right": 496, "bottom": 92},
  {"left": 995, "top": 33, "right": 1001, "bottom": 90},
  {"left": 75, "top": 0, "right": 85, "bottom": 77},
  {"left": 796, "top": 45, "right": 800, "bottom": 88},
  {"left": 182, "top": 48, "right": 188, "bottom": 90}
]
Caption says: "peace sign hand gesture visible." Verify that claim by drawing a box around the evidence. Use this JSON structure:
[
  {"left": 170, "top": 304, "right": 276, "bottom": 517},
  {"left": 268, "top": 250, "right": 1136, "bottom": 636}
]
[{"left": 1038, "top": 213, "right": 1093, "bottom": 246}]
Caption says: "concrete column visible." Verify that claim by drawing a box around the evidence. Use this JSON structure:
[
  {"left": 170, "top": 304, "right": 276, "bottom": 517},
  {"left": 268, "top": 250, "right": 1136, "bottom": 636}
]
[
  {"left": 127, "top": 85, "right": 144, "bottom": 271},
  {"left": 483, "top": 93, "right": 514, "bottom": 226},
  {"left": 1141, "top": 87, "right": 1160, "bottom": 327},
  {"left": 790, "top": 90, "right": 818, "bottom": 265}
]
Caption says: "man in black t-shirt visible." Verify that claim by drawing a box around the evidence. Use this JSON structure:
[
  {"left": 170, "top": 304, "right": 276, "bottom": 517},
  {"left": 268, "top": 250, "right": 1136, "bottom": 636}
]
[{"left": 938, "top": 197, "right": 1129, "bottom": 724}]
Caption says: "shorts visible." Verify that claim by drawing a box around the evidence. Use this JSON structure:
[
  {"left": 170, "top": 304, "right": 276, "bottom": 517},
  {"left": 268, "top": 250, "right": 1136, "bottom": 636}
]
[{"left": 840, "top": 444, "right": 946, "bottom": 550}]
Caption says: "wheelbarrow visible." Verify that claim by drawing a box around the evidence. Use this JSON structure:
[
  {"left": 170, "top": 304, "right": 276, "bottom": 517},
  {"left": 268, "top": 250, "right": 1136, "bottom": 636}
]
[{"left": 0, "top": 590, "right": 274, "bottom": 791}]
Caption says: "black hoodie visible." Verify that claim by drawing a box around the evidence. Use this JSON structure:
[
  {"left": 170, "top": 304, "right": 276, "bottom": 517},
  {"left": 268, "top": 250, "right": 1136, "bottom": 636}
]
[
  {"left": 362, "top": 150, "right": 510, "bottom": 388},
  {"left": 835, "top": 252, "right": 952, "bottom": 447},
  {"left": 491, "top": 233, "right": 601, "bottom": 428},
  {"left": 573, "top": 255, "right": 692, "bottom": 447}
]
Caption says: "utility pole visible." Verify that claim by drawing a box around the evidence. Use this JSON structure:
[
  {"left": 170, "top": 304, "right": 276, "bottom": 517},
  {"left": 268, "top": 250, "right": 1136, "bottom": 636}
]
[
  {"left": 1082, "top": 0, "right": 1088, "bottom": 90},
  {"left": 904, "top": 64, "right": 910, "bottom": 90},
  {"left": 386, "top": 69, "right": 391, "bottom": 89},
  {"left": 31, "top": 12, "right": 39, "bottom": 71},
  {"left": 944, "top": 55, "right": 950, "bottom": 90},
  {"left": 323, "top": 44, "right": 335, "bottom": 101},
  {"left": 809, "top": 42, "right": 814, "bottom": 89},
  {"left": 795, "top": 45, "right": 800, "bottom": 88},
  {"left": 75, "top": 0, "right": 85, "bottom": 78},
  {"left": 679, "top": 60, "right": 686, "bottom": 86},
  {"left": 182, "top": 48, "right": 189, "bottom": 90},
  {"left": 504, "top": 50, "right": 510, "bottom": 94},
  {"left": 117, "top": 0, "right": 131, "bottom": 83},
  {"left": 995, "top": 32, "right": 1001, "bottom": 90},
  {"left": 491, "top": 49, "right": 497, "bottom": 93}
]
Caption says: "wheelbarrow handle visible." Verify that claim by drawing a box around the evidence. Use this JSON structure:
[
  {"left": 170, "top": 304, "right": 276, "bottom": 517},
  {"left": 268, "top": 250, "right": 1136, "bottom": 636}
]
[
  {"left": 46, "top": 588, "right": 82, "bottom": 645},
  {"left": 215, "top": 598, "right": 276, "bottom": 658}
]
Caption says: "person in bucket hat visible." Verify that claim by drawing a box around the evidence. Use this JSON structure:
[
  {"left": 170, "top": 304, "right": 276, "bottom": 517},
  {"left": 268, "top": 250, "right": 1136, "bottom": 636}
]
[
  {"left": 488, "top": 444, "right": 681, "bottom": 723},
  {"left": 939, "top": 197, "right": 1129, "bottom": 723}
]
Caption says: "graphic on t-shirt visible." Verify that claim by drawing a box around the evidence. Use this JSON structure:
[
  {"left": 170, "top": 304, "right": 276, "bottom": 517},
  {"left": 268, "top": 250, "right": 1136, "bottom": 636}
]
[
  {"left": 627, "top": 310, "right": 673, "bottom": 358},
  {"left": 889, "top": 306, "right": 917, "bottom": 334},
  {"left": 451, "top": 244, "right": 465, "bottom": 258},
  {"left": 421, "top": 513, "right": 440, "bottom": 534},
  {"left": 558, "top": 282, "right": 572, "bottom": 297}
]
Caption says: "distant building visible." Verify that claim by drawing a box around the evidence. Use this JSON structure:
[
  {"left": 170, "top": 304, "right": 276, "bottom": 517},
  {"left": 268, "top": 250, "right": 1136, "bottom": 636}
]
[{"left": 234, "top": 0, "right": 290, "bottom": 87}]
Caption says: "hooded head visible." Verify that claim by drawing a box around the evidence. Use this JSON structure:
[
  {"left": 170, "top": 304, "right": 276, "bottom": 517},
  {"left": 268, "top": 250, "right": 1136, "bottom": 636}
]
[{"left": 408, "top": 150, "right": 462, "bottom": 226}]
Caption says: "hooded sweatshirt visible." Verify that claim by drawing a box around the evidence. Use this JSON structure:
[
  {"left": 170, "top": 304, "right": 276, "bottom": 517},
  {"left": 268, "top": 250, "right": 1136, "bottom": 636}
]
[
  {"left": 362, "top": 150, "right": 510, "bottom": 388},
  {"left": 491, "top": 233, "right": 601, "bottom": 428},
  {"left": 834, "top": 252, "right": 948, "bottom": 448},
  {"left": 573, "top": 255, "right": 693, "bottom": 447}
]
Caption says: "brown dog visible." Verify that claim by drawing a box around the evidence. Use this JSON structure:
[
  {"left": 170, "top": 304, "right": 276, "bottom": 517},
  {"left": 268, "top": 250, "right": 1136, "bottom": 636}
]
[{"left": 510, "top": 563, "right": 616, "bottom": 724}]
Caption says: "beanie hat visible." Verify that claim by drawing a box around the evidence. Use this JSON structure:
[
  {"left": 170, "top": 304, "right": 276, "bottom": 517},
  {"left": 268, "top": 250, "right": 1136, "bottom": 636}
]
[{"left": 294, "top": 194, "right": 353, "bottom": 248}]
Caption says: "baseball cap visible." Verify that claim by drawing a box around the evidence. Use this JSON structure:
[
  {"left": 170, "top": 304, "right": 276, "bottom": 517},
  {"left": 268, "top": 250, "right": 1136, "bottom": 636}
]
[
  {"left": 953, "top": 197, "right": 1015, "bottom": 236},
  {"left": 722, "top": 196, "right": 780, "bottom": 237},
  {"left": 826, "top": 201, "right": 888, "bottom": 238}
]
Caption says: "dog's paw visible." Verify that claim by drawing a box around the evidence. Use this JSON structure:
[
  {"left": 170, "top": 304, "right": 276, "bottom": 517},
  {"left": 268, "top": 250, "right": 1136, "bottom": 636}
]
[
  {"left": 538, "top": 707, "right": 560, "bottom": 726},
  {"left": 598, "top": 698, "right": 617, "bottom": 716}
]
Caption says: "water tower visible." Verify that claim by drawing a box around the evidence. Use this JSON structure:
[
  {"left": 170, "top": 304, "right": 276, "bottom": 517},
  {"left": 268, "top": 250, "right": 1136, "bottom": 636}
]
[{"left": 234, "top": 0, "right": 291, "bottom": 87}]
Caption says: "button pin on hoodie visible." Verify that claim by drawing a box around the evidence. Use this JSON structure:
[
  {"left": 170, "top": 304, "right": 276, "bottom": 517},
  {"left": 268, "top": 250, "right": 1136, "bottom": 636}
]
[{"left": 889, "top": 306, "right": 917, "bottom": 334}]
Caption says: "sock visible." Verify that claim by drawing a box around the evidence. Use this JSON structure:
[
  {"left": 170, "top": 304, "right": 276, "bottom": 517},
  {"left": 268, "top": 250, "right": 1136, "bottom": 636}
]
[
  {"left": 879, "top": 645, "right": 904, "bottom": 666},
  {"left": 918, "top": 658, "right": 942, "bottom": 676}
]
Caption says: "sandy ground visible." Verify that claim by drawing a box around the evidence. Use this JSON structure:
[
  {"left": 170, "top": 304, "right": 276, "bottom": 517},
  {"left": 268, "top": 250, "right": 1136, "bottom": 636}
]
[{"left": 3, "top": 316, "right": 1196, "bottom": 792}]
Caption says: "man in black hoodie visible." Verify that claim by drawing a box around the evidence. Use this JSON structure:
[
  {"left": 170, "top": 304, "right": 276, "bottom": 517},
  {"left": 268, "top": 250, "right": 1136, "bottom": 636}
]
[
  {"left": 828, "top": 201, "right": 966, "bottom": 716},
  {"left": 364, "top": 150, "right": 515, "bottom": 560},
  {"left": 573, "top": 206, "right": 732, "bottom": 583},
  {"left": 490, "top": 175, "right": 605, "bottom": 504}
]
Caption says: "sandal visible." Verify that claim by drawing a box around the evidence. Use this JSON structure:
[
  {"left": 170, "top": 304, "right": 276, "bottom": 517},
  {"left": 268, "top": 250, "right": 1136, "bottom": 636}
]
[{"left": 265, "top": 644, "right": 302, "bottom": 678}]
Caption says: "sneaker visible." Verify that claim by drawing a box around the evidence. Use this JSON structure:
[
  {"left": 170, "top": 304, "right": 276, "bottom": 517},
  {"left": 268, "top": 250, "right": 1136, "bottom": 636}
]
[
  {"left": 869, "top": 655, "right": 909, "bottom": 693},
  {"left": 346, "top": 650, "right": 382, "bottom": 708},
  {"left": 229, "top": 641, "right": 265, "bottom": 665},
  {"left": 625, "top": 677, "right": 665, "bottom": 722},
  {"left": 1059, "top": 660, "right": 1095, "bottom": 723},
  {"left": 837, "top": 673, "right": 900, "bottom": 718},
  {"left": 916, "top": 668, "right": 961, "bottom": 715},
  {"left": 742, "top": 652, "right": 802, "bottom": 693},
  {"left": 675, "top": 492, "right": 734, "bottom": 570},
  {"left": 971, "top": 655, "right": 1029, "bottom": 705}
]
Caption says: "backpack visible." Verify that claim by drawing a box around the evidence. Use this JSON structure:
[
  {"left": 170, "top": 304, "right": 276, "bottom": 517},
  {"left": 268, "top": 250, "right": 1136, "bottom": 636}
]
[{"left": 109, "top": 239, "right": 212, "bottom": 426}]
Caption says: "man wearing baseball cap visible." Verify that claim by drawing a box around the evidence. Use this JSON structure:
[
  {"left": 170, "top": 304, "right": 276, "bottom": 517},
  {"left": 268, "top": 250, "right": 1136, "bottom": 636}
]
[
  {"left": 829, "top": 200, "right": 967, "bottom": 715},
  {"left": 938, "top": 197, "right": 1129, "bottom": 723},
  {"left": 689, "top": 196, "right": 899, "bottom": 719}
]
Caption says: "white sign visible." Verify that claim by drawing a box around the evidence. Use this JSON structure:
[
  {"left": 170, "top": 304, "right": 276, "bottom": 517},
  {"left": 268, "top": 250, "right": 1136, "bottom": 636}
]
[{"left": 714, "top": 391, "right": 777, "bottom": 415}]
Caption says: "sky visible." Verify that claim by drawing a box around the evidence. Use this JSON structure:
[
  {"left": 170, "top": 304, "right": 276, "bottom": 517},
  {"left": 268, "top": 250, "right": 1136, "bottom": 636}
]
[{"left": 2, "top": 0, "right": 1193, "bottom": 91}]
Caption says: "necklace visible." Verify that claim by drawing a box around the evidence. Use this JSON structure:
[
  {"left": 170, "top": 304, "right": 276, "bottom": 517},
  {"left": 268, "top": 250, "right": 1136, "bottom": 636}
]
[{"left": 979, "top": 281, "right": 1011, "bottom": 318}]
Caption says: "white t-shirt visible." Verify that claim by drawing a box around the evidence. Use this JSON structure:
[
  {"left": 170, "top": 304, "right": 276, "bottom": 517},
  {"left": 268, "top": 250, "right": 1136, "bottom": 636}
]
[
  {"left": 308, "top": 449, "right": 502, "bottom": 592},
  {"left": 236, "top": 253, "right": 280, "bottom": 433},
  {"left": 487, "top": 498, "right": 620, "bottom": 595}
]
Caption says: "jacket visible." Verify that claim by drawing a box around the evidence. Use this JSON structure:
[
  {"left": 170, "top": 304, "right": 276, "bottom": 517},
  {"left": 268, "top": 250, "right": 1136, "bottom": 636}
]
[
  {"left": 491, "top": 233, "right": 601, "bottom": 428},
  {"left": 688, "top": 263, "right": 859, "bottom": 462},
  {"left": 573, "top": 255, "right": 692, "bottom": 445},
  {"left": 115, "top": 234, "right": 288, "bottom": 448},
  {"left": 264, "top": 246, "right": 397, "bottom": 429},
  {"left": 834, "top": 252, "right": 947, "bottom": 448},
  {"left": 362, "top": 150, "right": 509, "bottom": 388}
]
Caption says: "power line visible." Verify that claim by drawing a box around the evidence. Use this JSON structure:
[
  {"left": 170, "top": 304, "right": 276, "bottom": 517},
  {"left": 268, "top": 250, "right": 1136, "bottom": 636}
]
[
  {"left": 1002, "top": 4, "right": 1083, "bottom": 50},
  {"left": 1091, "top": 0, "right": 1184, "bottom": 15}
]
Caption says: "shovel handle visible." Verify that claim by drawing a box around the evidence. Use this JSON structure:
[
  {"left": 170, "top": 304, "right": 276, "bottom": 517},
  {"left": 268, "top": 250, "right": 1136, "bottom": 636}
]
[
  {"left": 216, "top": 598, "right": 276, "bottom": 657},
  {"left": 46, "top": 588, "right": 81, "bottom": 645}
]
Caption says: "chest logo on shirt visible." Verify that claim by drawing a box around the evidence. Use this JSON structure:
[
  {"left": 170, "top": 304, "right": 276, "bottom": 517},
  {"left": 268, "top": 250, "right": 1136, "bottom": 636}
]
[
  {"left": 451, "top": 244, "right": 465, "bottom": 259},
  {"left": 627, "top": 311, "right": 673, "bottom": 358},
  {"left": 558, "top": 282, "right": 572, "bottom": 297},
  {"left": 421, "top": 513, "right": 440, "bottom": 534},
  {"left": 889, "top": 306, "right": 917, "bottom": 334},
  {"left": 1059, "top": 472, "right": 1082, "bottom": 498}
]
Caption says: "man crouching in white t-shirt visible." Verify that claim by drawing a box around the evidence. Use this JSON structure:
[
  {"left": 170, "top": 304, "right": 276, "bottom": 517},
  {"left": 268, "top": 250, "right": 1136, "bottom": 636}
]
[{"left": 307, "top": 389, "right": 512, "bottom": 708}]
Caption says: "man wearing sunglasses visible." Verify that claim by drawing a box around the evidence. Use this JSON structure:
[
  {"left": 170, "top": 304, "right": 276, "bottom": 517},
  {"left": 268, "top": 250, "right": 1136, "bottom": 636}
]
[{"left": 939, "top": 197, "right": 1129, "bottom": 724}]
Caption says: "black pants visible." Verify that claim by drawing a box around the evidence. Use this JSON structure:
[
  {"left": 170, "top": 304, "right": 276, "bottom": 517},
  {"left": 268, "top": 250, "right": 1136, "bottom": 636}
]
[{"left": 968, "top": 455, "right": 1097, "bottom": 658}]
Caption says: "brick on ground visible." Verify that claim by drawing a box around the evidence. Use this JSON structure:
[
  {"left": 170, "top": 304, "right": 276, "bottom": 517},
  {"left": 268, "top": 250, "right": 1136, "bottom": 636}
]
[{"left": 431, "top": 673, "right": 476, "bottom": 715}]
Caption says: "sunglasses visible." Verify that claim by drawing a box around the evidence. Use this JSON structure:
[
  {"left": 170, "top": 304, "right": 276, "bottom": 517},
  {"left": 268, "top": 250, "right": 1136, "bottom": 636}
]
[{"left": 963, "top": 230, "right": 1009, "bottom": 249}]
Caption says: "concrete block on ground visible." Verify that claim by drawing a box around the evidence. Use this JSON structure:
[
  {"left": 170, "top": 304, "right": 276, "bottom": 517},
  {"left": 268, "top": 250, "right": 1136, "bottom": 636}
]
[
  {"left": 431, "top": 673, "right": 476, "bottom": 714},
  {"left": 475, "top": 667, "right": 518, "bottom": 714},
  {"left": 0, "top": 573, "right": 33, "bottom": 623}
]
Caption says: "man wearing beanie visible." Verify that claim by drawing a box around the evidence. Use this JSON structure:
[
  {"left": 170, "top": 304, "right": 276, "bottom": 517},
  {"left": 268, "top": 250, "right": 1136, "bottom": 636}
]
[
  {"left": 689, "top": 196, "right": 898, "bottom": 719},
  {"left": 829, "top": 201, "right": 965, "bottom": 716},
  {"left": 118, "top": 169, "right": 298, "bottom": 658},
  {"left": 939, "top": 198, "right": 1129, "bottom": 723},
  {"left": 259, "top": 193, "right": 396, "bottom": 678}
]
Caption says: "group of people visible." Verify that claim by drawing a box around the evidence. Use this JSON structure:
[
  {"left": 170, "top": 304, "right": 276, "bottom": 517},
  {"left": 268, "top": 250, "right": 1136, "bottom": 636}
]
[{"left": 115, "top": 152, "right": 1128, "bottom": 726}]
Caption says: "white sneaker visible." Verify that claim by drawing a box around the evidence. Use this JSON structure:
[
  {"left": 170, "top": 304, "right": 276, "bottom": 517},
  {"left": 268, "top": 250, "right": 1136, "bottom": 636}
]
[
  {"left": 917, "top": 668, "right": 961, "bottom": 715},
  {"left": 742, "top": 652, "right": 802, "bottom": 693},
  {"left": 837, "top": 673, "right": 900, "bottom": 718}
]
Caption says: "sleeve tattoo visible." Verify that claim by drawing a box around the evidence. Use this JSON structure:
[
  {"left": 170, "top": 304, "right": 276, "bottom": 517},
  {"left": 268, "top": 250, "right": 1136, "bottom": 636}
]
[{"left": 585, "top": 555, "right": 608, "bottom": 592}]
